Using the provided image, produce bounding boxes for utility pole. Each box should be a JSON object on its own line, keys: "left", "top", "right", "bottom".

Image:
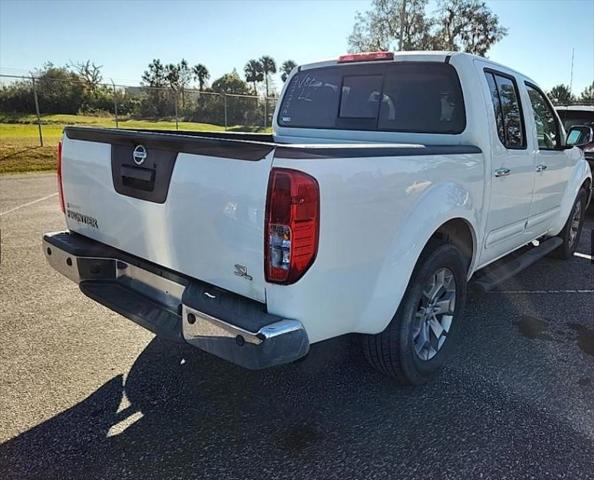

{"left": 174, "top": 91, "right": 179, "bottom": 130}
{"left": 111, "top": 79, "right": 119, "bottom": 128}
{"left": 31, "top": 75, "right": 43, "bottom": 146}
{"left": 223, "top": 94, "right": 228, "bottom": 131}
{"left": 569, "top": 48, "right": 575, "bottom": 96}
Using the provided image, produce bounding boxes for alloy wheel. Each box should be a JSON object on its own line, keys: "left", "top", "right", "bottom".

{"left": 412, "top": 267, "right": 456, "bottom": 361}
{"left": 568, "top": 200, "right": 582, "bottom": 248}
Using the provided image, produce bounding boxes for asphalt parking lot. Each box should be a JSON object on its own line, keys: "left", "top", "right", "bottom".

{"left": 1, "top": 172, "right": 593, "bottom": 480}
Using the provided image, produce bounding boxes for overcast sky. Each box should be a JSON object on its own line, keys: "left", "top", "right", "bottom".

{"left": 1, "top": 0, "right": 592, "bottom": 94}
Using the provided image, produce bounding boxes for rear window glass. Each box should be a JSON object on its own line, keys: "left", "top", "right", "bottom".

{"left": 339, "top": 75, "right": 382, "bottom": 118}
{"left": 278, "top": 63, "right": 465, "bottom": 134}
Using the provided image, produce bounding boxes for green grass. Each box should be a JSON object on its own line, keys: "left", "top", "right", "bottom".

{"left": 0, "top": 114, "right": 269, "bottom": 174}
{"left": 0, "top": 144, "right": 57, "bottom": 173}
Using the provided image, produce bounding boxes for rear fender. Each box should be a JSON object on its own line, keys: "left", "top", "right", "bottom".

{"left": 354, "top": 182, "right": 479, "bottom": 334}
{"left": 548, "top": 156, "right": 592, "bottom": 236}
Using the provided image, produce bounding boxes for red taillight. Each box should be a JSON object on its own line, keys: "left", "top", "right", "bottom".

{"left": 338, "top": 51, "right": 394, "bottom": 63}
{"left": 265, "top": 168, "right": 319, "bottom": 284}
{"left": 57, "top": 141, "right": 65, "bottom": 212}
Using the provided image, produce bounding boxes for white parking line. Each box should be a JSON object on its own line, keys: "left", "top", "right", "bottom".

{"left": 0, "top": 193, "right": 57, "bottom": 216}
{"left": 574, "top": 252, "right": 593, "bottom": 261}
{"left": 490, "top": 289, "right": 594, "bottom": 294}
{"left": 106, "top": 410, "right": 144, "bottom": 438}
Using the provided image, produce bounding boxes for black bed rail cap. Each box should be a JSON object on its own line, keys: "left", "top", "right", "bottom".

{"left": 63, "top": 126, "right": 276, "bottom": 161}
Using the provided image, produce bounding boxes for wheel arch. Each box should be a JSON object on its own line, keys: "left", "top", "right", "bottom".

{"left": 582, "top": 177, "right": 592, "bottom": 208}
{"left": 549, "top": 159, "right": 592, "bottom": 235}
{"left": 354, "top": 210, "right": 479, "bottom": 335}
{"left": 426, "top": 217, "right": 477, "bottom": 277}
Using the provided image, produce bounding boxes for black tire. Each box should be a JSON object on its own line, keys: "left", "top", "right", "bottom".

{"left": 362, "top": 242, "right": 468, "bottom": 385}
{"left": 550, "top": 188, "right": 587, "bottom": 260}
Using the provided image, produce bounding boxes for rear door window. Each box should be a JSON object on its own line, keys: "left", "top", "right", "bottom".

{"left": 483, "top": 70, "right": 525, "bottom": 149}
{"left": 278, "top": 63, "right": 466, "bottom": 134}
{"left": 495, "top": 75, "right": 525, "bottom": 148}
{"left": 485, "top": 72, "right": 506, "bottom": 145}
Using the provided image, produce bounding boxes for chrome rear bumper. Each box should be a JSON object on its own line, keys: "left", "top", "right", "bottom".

{"left": 43, "top": 231, "right": 309, "bottom": 369}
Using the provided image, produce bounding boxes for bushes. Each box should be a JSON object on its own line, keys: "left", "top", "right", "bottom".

{"left": 0, "top": 66, "right": 86, "bottom": 115}
{"left": 0, "top": 81, "right": 35, "bottom": 113}
{"left": 0, "top": 64, "right": 274, "bottom": 127}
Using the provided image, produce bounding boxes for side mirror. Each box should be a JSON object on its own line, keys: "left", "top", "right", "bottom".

{"left": 566, "top": 125, "right": 594, "bottom": 148}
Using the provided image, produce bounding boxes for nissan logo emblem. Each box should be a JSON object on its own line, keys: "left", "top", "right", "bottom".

{"left": 132, "top": 145, "right": 147, "bottom": 166}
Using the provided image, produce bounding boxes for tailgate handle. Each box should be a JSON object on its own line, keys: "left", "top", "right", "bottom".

{"left": 121, "top": 165, "right": 154, "bottom": 182}
{"left": 120, "top": 165, "right": 155, "bottom": 191}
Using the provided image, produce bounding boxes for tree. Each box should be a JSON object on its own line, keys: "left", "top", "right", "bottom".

{"left": 142, "top": 59, "right": 167, "bottom": 88}
{"left": 579, "top": 82, "right": 594, "bottom": 104}
{"left": 178, "top": 59, "right": 193, "bottom": 92}
{"left": 0, "top": 63, "right": 79, "bottom": 114}
{"left": 210, "top": 70, "right": 255, "bottom": 125}
{"left": 281, "top": 60, "right": 297, "bottom": 82}
{"left": 434, "top": 0, "right": 507, "bottom": 56}
{"left": 348, "top": 0, "right": 436, "bottom": 52}
{"left": 347, "top": 0, "right": 506, "bottom": 56}
{"left": 211, "top": 69, "right": 250, "bottom": 95}
{"left": 165, "top": 59, "right": 192, "bottom": 106}
{"left": 244, "top": 59, "right": 264, "bottom": 94}
{"left": 33, "top": 63, "right": 86, "bottom": 114}
{"left": 69, "top": 60, "right": 103, "bottom": 92}
{"left": 141, "top": 59, "right": 169, "bottom": 116}
{"left": 0, "top": 61, "right": 126, "bottom": 115}
{"left": 165, "top": 63, "right": 180, "bottom": 91}
{"left": 548, "top": 84, "right": 575, "bottom": 105}
{"left": 192, "top": 63, "right": 210, "bottom": 91}
{"left": 259, "top": 55, "right": 276, "bottom": 97}
{"left": 66, "top": 60, "right": 113, "bottom": 113}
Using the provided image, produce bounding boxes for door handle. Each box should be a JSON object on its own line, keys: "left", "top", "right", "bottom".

{"left": 494, "top": 167, "right": 511, "bottom": 177}
{"left": 536, "top": 164, "right": 548, "bottom": 172}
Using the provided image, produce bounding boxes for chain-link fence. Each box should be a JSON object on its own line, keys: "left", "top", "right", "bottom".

{"left": 0, "top": 74, "right": 278, "bottom": 147}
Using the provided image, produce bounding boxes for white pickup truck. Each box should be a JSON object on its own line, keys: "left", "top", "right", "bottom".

{"left": 44, "top": 52, "right": 591, "bottom": 384}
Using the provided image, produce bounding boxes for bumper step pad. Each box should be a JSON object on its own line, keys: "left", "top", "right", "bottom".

{"left": 81, "top": 282, "right": 183, "bottom": 342}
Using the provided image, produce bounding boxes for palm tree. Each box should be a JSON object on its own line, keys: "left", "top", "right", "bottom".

{"left": 165, "top": 63, "right": 180, "bottom": 92}
{"left": 244, "top": 59, "right": 263, "bottom": 95}
{"left": 192, "top": 63, "right": 210, "bottom": 92}
{"left": 259, "top": 55, "right": 277, "bottom": 97}
{"left": 281, "top": 60, "right": 297, "bottom": 82}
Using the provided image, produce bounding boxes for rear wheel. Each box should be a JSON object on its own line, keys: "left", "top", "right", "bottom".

{"left": 362, "top": 242, "right": 467, "bottom": 384}
{"left": 551, "top": 189, "right": 587, "bottom": 260}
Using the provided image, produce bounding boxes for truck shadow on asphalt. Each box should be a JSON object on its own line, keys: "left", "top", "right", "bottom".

{"left": 2, "top": 215, "right": 593, "bottom": 479}
{"left": 2, "top": 309, "right": 594, "bottom": 480}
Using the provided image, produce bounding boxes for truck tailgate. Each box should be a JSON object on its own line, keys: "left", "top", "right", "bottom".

{"left": 60, "top": 128, "right": 276, "bottom": 302}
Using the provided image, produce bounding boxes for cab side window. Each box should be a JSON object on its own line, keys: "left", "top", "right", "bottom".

{"left": 484, "top": 71, "right": 525, "bottom": 149}
{"left": 525, "top": 84, "right": 560, "bottom": 149}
